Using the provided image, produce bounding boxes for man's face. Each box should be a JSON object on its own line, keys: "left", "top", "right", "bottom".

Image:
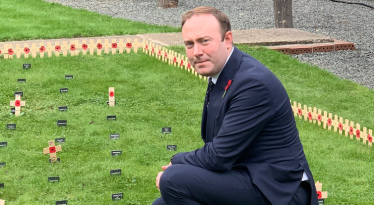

{"left": 182, "top": 14, "right": 232, "bottom": 77}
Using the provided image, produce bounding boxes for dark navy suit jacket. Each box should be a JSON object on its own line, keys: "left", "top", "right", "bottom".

{"left": 172, "top": 47, "right": 318, "bottom": 205}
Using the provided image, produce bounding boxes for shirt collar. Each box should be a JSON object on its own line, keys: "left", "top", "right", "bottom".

{"left": 211, "top": 47, "right": 234, "bottom": 84}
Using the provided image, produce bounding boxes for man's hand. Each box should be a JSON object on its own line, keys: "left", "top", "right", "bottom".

{"left": 156, "top": 162, "right": 172, "bottom": 191}
{"left": 162, "top": 162, "right": 172, "bottom": 170}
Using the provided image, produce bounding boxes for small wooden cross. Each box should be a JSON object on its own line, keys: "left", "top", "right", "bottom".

{"left": 10, "top": 95, "right": 25, "bottom": 116}
{"left": 315, "top": 181, "right": 328, "bottom": 201}
{"left": 109, "top": 87, "right": 115, "bottom": 107}
{"left": 43, "top": 140, "right": 62, "bottom": 163}
{"left": 0, "top": 199, "right": 5, "bottom": 205}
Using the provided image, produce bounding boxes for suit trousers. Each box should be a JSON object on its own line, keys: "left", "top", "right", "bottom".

{"left": 152, "top": 164, "right": 311, "bottom": 205}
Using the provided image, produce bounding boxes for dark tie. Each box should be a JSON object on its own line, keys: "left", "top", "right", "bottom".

{"left": 206, "top": 77, "right": 215, "bottom": 109}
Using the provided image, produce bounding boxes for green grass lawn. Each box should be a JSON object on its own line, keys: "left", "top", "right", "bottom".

{"left": 0, "top": 0, "right": 180, "bottom": 42}
{"left": 0, "top": 52, "right": 206, "bottom": 204}
{"left": 0, "top": 48, "right": 373, "bottom": 204}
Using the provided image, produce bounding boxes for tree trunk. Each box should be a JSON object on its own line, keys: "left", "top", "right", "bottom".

{"left": 157, "top": 0, "right": 178, "bottom": 8}
{"left": 274, "top": 0, "right": 293, "bottom": 28}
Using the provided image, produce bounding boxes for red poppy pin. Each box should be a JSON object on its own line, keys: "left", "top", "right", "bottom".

{"left": 39, "top": 46, "right": 45, "bottom": 53}
{"left": 308, "top": 112, "right": 313, "bottom": 120}
{"left": 24, "top": 47, "right": 30, "bottom": 54}
{"left": 222, "top": 80, "right": 232, "bottom": 98}
{"left": 338, "top": 123, "right": 343, "bottom": 131}
{"left": 8, "top": 48, "right": 14, "bottom": 55}
{"left": 15, "top": 100, "right": 21, "bottom": 107}
{"left": 97, "top": 43, "right": 102, "bottom": 49}
{"left": 112, "top": 43, "right": 118, "bottom": 49}
{"left": 49, "top": 146, "right": 56, "bottom": 153}
{"left": 356, "top": 130, "right": 360, "bottom": 139}
{"left": 82, "top": 44, "right": 88, "bottom": 50}
{"left": 327, "top": 118, "right": 332, "bottom": 126}
{"left": 70, "top": 44, "right": 75, "bottom": 51}
{"left": 298, "top": 109, "right": 302, "bottom": 116}
{"left": 55, "top": 45, "right": 61, "bottom": 52}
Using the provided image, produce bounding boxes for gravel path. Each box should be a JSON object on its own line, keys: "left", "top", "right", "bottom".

{"left": 44, "top": 0, "right": 374, "bottom": 89}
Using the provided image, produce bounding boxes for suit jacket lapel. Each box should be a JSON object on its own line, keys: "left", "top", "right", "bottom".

{"left": 204, "top": 47, "right": 243, "bottom": 142}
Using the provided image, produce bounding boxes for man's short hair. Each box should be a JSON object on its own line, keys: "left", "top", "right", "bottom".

{"left": 181, "top": 6, "right": 231, "bottom": 41}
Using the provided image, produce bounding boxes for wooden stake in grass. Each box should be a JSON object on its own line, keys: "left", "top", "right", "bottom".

{"left": 315, "top": 181, "right": 328, "bottom": 201}
{"left": 10, "top": 95, "right": 25, "bottom": 117}
{"left": 0, "top": 199, "right": 5, "bottom": 205}
{"left": 109, "top": 87, "right": 115, "bottom": 107}
{"left": 43, "top": 140, "right": 62, "bottom": 163}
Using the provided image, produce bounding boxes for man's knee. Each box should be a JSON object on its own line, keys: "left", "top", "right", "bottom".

{"left": 159, "top": 164, "right": 190, "bottom": 192}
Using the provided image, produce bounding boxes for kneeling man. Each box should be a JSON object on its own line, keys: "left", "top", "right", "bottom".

{"left": 153, "top": 6, "right": 318, "bottom": 205}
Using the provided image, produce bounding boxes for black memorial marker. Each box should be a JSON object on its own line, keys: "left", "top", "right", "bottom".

{"left": 110, "top": 133, "right": 120, "bottom": 140}
{"left": 48, "top": 177, "right": 60, "bottom": 183}
{"left": 167, "top": 145, "right": 177, "bottom": 151}
{"left": 162, "top": 127, "right": 172, "bottom": 134}
{"left": 58, "top": 106, "right": 68, "bottom": 111}
{"left": 11, "top": 108, "right": 15, "bottom": 114}
{"left": 0, "top": 183, "right": 4, "bottom": 188}
{"left": 23, "top": 63, "right": 31, "bottom": 69}
{"left": 110, "top": 169, "right": 122, "bottom": 176}
{"left": 6, "top": 124, "right": 16, "bottom": 130}
{"left": 107, "top": 115, "right": 116, "bottom": 120}
{"left": 318, "top": 199, "right": 324, "bottom": 205}
{"left": 112, "top": 193, "right": 123, "bottom": 201}
{"left": 65, "top": 75, "right": 73, "bottom": 80}
{"left": 14, "top": 91, "right": 23, "bottom": 97}
{"left": 60, "top": 88, "right": 68, "bottom": 93}
{"left": 0, "top": 162, "right": 6, "bottom": 167}
{"left": 0, "top": 142, "right": 7, "bottom": 148}
{"left": 111, "top": 150, "right": 122, "bottom": 156}
{"left": 18, "top": 79, "right": 26, "bottom": 83}
{"left": 56, "top": 200, "right": 68, "bottom": 205}
{"left": 57, "top": 120, "right": 67, "bottom": 127}
{"left": 55, "top": 138, "right": 66, "bottom": 144}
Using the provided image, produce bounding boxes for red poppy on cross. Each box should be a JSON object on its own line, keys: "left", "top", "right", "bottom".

{"left": 39, "top": 46, "right": 45, "bottom": 52}
{"left": 338, "top": 123, "right": 343, "bottom": 130}
{"left": 55, "top": 45, "right": 61, "bottom": 52}
{"left": 10, "top": 95, "right": 25, "bottom": 117}
{"left": 109, "top": 87, "right": 115, "bottom": 107}
{"left": 8, "top": 48, "right": 14, "bottom": 55}
{"left": 308, "top": 112, "right": 312, "bottom": 120}
{"left": 298, "top": 109, "right": 302, "bottom": 116}
{"left": 24, "top": 47, "right": 30, "bottom": 54}
{"left": 43, "top": 140, "right": 62, "bottom": 163}
{"left": 97, "top": 43, "right": 103, "bottom": 49}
